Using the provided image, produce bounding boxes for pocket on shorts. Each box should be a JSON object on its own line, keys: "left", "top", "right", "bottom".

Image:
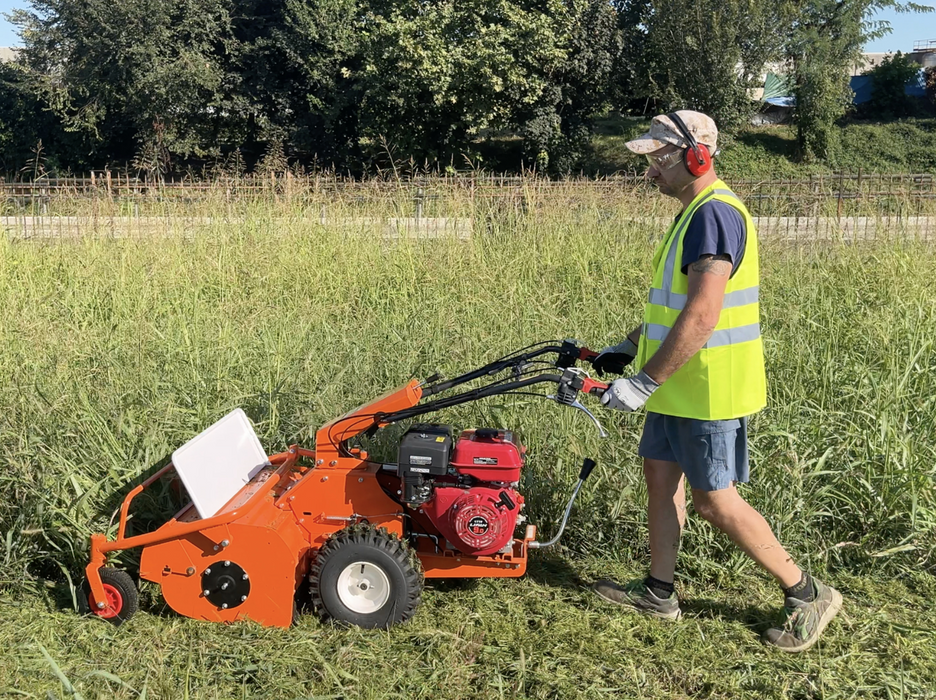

{"left": 688, "top": 418, "right": 741, "bottom": 436}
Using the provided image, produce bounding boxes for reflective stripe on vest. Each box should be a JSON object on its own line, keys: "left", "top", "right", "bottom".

{"left": 648, "top": 285, "right": 759, "bottom": 311}
{"left": 644, "top": 322, "right": 762, "bottom": 348}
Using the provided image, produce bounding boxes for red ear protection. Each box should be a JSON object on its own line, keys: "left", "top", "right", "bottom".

{"left": 667, "top": 112, "right": 712, "bottom": 177}
{"left": 684, "top": 141, "right": 711, "bottom": 176}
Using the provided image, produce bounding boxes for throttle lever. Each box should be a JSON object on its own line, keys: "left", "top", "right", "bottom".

{"left": 581, "top": 377, "right": 608, "bottom": 396}
{"left": 579, "top": 347, "right": 600, "bottom": 363}
{"left": 550, "top": 368, "right": 609, "bottom": 438}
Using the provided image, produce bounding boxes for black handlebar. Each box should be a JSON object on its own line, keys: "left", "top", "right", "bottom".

{"left": 346, "top": 341, "right": 605, "bottom": 452}
{"left": 380, "top": 373, "right": 564, "bottom": 424}
{"left": 420, "top": 340, "right": 585, "bottom": 397}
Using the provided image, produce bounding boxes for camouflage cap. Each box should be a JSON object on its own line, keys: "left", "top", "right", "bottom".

{"left": 625, "top": 110, "right": 718, "bottom": 155}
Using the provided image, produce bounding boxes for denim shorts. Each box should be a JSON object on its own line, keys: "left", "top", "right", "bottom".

{"left": 638, "top": 412, "right": 750, "bottom": 491}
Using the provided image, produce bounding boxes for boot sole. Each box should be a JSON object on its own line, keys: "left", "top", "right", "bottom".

{"left": 592, "top": 584, "right": 682, "bottom": 620}
{"left": 769, "top": 587, "right": 843, "bottom": 653}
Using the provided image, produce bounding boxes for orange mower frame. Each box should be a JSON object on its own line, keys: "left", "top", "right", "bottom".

{"left": 85, "top": 379, "right": 541, "bottom": 628}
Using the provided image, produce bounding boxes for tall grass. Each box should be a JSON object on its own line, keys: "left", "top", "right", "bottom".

{"left": 2, "top": 184, "right": 936, "bottom": 699}
{"left": 1, "top": 184, "right": 933, "bottom": 595}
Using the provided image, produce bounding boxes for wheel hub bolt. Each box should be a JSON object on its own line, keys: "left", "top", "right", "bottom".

{"left": 97, "top": 601, "right": 106, "bottom": 609}
{"left": 359, "top": 582, "right": 368, "bottom": 591}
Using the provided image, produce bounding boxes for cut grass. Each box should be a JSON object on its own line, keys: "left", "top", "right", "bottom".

{"left": 3, "top": 562, "right": 935, "bottom": 699}
{"left": 1, "top": 187, "right": 935, "bottom": 697}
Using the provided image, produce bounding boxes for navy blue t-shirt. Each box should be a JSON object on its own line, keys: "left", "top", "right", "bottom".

{"left": 679, "top": 200, "right": 746, "bottom": 277}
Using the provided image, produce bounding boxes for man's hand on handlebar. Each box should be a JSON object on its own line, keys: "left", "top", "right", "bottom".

{"left": 591, "top": 338, "right": 638, "bottom": 377}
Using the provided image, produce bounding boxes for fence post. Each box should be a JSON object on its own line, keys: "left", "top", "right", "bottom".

{"left": 837, "top": 170, "right": 844, "bottom": 220}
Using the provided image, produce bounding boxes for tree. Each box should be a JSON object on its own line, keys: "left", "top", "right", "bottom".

{"left": 353, "top": 0, "right": 619, "bottom": 173}
{"left": 10, "top": 0, "right": 240, "bottom": 173}
{"left": 353, "top": 0, "right": 542, "bottom": 168}
{"left": 512, "top": 0, "right": 622, "bottom": 172}
{"left": 226, "top": 0, "right": 364, "bottom": 168}
{"left": 784, "top": 1, "right": 932, "bottom": 162}
{"left": 863, "top": 51, "right": 922, "bottom": 119}
{"left": 617, "top": 0, "right": 785, "bottom": 131}
{"left": 0, "top": 62, "right": 53, "bottom": 173}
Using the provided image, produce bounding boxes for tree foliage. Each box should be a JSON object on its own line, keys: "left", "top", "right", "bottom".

{"left": 1, "top": 0, "right": 933, "bottom": 174}
{"left": 5, "top": 0, "right": 622, "bottom": 174}
{"left": 11, "top": 0, "right": 238, "bottom": 171}
{"left": 926, "top": 66, "right": 936, "bottom": 110}
{"left": 356, "top": 0, "right": 569, "bottom": 168}
{"left": 511, "top": 0, "right": 621, "bottom": 172}
{"left": 229, "top": 0, "right": 364, "bottom": 166}
{"left": 624, "top": 0, "right": 784, "bottom": 131}
{"left": 863, "top": 51, "right": 923, "bottom": 120}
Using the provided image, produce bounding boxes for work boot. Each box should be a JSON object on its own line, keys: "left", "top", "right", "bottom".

{"left": 592, "top": 578, "right": 681, "bottom": 620}
{"left": 762, "top": 578, "right": 843, "bottom": 652}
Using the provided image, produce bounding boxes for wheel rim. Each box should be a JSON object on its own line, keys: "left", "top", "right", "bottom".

{"left": 90, "top": 583, "right": 123, "bottom": 619}
{"left": 336, "top": 561, "right": 391, "bottom": 614}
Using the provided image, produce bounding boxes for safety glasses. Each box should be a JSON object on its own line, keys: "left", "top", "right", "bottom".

{"left": 645, "top": 149, "right": 683, "bottom": 171}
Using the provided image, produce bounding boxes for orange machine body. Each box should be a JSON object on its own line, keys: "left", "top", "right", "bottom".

{"left": 86, "top": 380, "right": 536, "bottom": 628}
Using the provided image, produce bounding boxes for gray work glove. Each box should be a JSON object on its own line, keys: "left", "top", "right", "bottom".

{"left": 600, "top": 370, "right": 660, "bottom": 412}
{"left": 592, "top": 338, "right": 639, "bottom": 377}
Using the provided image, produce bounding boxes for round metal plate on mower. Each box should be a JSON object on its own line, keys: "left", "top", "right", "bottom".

{"left": 336, "top": 561, "right": 391, "bottom": 614}
{"left": 201, "top": 560, "right": 250, "bottom": 609}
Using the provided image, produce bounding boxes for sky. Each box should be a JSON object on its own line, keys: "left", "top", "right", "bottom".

{"left": 0, "top": 1, "right": 933, "bottom": 52}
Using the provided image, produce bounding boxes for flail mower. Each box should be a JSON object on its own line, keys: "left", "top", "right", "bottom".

{"left": 81, "top": 340, "right": 612, "bottom": 629}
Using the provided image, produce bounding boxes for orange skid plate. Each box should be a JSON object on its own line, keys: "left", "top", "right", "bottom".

{"left": 418, "top": 525, "right": 537, "bottom": 579}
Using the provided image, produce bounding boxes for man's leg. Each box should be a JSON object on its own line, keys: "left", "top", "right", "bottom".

{"left": 592, "top": 416, "right": 683, "bottom": 620}
{"left": 692, "top": 484, "right": 843, "bottom": 652}
{"left": 645, "top": 458, "right": 687, "bottom": 584}
{"left": 690, "top": 485, "right": 800, "bottom": 587}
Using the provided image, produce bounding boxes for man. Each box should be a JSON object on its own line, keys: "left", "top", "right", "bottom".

{"left": 590, "top": 111, "right": 841, "bottom": 653}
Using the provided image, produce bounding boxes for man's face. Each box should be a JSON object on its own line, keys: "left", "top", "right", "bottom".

{"left": 645, "top": 145, "right": 692, "bottom": 197}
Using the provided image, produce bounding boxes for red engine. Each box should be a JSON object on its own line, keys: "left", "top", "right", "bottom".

{"left": 398, "top": 426, "right": 525, "bottom": 556}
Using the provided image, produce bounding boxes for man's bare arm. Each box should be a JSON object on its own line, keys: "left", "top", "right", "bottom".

{"left": 641, "top": 255, "right": 732, "bottom": 384}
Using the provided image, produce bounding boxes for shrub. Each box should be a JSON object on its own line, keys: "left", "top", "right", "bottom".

{"left": 863, "top": 52, "right": 923, "bottom": 120}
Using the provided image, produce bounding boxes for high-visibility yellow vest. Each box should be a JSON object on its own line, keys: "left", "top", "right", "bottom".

{"left": 635, "top": 179, "right": 766, "bottom": 419}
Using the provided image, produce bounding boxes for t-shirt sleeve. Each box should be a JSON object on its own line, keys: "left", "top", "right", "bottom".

{"left": 680, "top": 200, "right": 746, "bottom": 275}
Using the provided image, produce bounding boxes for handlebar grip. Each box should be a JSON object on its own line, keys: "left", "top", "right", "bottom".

{"left": 579, "top": 458, "right": 597, "bottom": 480}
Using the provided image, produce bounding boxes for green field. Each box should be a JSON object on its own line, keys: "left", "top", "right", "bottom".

{"left": 1, "top": 188, "right": 935, "bottom": 698}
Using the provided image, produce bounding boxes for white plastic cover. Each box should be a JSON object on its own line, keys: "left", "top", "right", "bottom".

{"left": 172, "top": 408, "right": 270, "bottom": 519}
